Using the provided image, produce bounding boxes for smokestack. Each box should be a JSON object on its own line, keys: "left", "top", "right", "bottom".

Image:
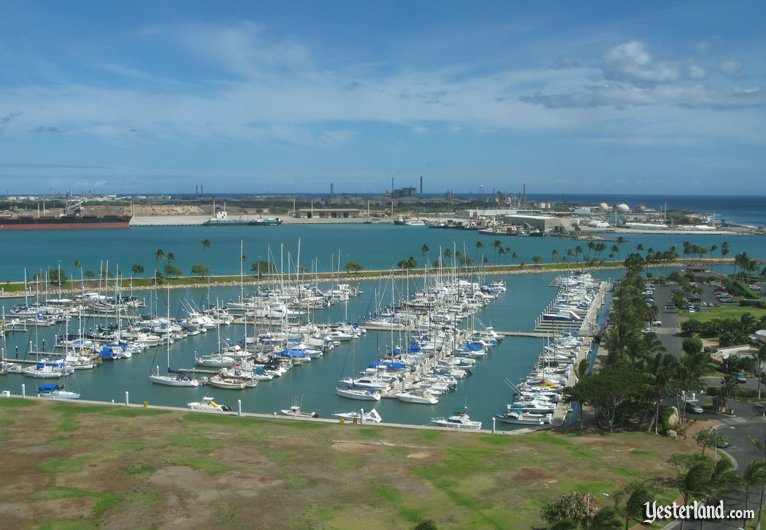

{"left": 330, "top": 183, "right": 334, "bottom": 196}
{"left": 391, "top": 177, "right": 394, "bottom": 195}
{"left": 419, "top": 176, "right": 423, "bottom": 197}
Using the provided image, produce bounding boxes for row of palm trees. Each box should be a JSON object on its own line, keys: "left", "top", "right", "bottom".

{"left": 416, "top": 236, "right": 710, "bottom": 269}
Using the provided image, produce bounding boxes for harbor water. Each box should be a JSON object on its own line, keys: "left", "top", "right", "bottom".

{"left": 1, "top": 216, "right": 765, "bottom": 428}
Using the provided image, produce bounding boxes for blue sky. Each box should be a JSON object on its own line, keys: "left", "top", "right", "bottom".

{"left": 0, "top": 1, "right": 764, "bottom": 195}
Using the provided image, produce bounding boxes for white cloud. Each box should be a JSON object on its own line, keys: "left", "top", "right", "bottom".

{"left": 604, "top": 41, "right": 681, "bottom": 85}
{"left": 720, "top": 58, "right": 743, "bottom": 76}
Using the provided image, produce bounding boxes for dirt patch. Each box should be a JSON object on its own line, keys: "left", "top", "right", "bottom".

{"left": 512, "top": 467, "right": 557, "bottom": 485}
{"left": 407, "top": 451, "right": 433, "bottom": 459}
{"left": 331, "top": 442, "right": 380, "bottom": 455}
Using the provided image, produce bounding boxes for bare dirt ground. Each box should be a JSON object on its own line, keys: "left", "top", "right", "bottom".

{"left": 0, "top": 398, "right": 704, "bottom": 530}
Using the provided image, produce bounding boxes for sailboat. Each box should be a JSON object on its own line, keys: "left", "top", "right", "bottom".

{"left": 336, "top": 342, "right": 383, "bottom": 401}
{"left": 37, "top": 382, "right": 80, "bottom": 399}
{"left": 149, "top": 289, "right": 199, "bottom": 387}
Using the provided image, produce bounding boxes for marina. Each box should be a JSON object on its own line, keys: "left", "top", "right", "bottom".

{"left": 0, "top": 220, "right": 762, "bottom": 429}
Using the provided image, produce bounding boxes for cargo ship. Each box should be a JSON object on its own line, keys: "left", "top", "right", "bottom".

{"left": 0, "top": 200, "right": 131, "bottom": 230}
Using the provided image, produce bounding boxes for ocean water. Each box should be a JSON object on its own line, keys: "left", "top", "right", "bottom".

{"left": 0, "top": 220, "right": 764, "bottom": 283}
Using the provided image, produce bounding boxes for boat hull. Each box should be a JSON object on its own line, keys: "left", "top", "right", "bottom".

{"left": 0, "top": 216, "right": 130, "bottom": 230}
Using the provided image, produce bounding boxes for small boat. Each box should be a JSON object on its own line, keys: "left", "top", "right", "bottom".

{"left": 338, "top": 376, "right": 390, "bottom": 392}
{"left": 336, "top": 386, "right": 381, "bottom": 401}
{"left": 22, "top": 359, "right": 73, "bottom": 379}
{"left": 333, "top": 408, "right": 382, "bottom": 424}
{"left": 430, "top": 410, "right": 482, "bottom": 430}
{"left": 496, "top": 410, "right": 552, "bottom": 425}
{"left": 208, "top": 375, "right": 247, "bottom": 390}
{"left": 279, "top": 405, "right": 318, "bottom": 418}
{"left": 396, "top": 390, "right": 439, "bottom": 405}
{"left": 195, "top": 354, "right": 237, "bottom": 368}
{"left": 36, "top": 383, "right": 80, "bottom": 399}
{"left": 187, "top": 396, "right": 231, "bottom": 413}
{"left": 149, "top": 366, "right": 200, "bottom": 387}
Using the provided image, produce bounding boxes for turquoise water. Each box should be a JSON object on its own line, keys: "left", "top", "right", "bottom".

{"left": 0, "top": 223, "right": 763, "bottom": 281}
{"left": 1, "top": 220, "right": 764, "bottom": 427}
{"left": 1, "top": 269, "right": 618, "bottom": 428}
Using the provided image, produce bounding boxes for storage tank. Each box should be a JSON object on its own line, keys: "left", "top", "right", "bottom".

{"left": 616, "top": 203, "right": 630, "bottom": 213}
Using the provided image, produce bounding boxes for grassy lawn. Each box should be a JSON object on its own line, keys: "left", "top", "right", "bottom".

{"left": 0, "top": 398, "right": 707, "bottom": 529}
{"left": 681, "top": 306, "right": 766, "bottom": 322}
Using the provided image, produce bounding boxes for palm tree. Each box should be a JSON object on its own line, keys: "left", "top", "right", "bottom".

{"left": 551, "top": 249, "right": 560, "bottom": 264}
{"left": 154, "top": 248, "right": 165, "bottom": 265}
{"left": 615, "top": 480, "right": 654, "bottom": 530}
{"left": 201, "top": 239, "right": 211, "bottom": 252}
{"left": 647, "top": 353, "right": 678, "bottom": 434}
{"left": 443, "top": 248, "right": 453, "bottom": 267}
{"left": 475, "top": 240, "right": 484, "bottom": 263}
{"left": 421, "top": 244, "right": 430, "bottom": 256}
{"left": 575, "top": 246, "right": 584, "bottom": 264}
{"left": 167, "top": 252, "right": 176, "bottom": 263}
{"left": 720, "top": 241, "right": 730, "bottom": 274}
{"left": 493, "top": 239, "right": 502, "bottom": 263}
{"left": 742, "top": 460, "right": 766, "bottom": 526}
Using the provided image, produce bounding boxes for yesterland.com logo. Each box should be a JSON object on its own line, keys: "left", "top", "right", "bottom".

{"left": 644, "top": 500, "right": 755, "bottom": 524}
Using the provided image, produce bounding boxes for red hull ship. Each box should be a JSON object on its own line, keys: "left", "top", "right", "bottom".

{"left": 0, "top": 200, "right": 131, "bottom": 230}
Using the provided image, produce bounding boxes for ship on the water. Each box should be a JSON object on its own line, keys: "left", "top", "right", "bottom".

{"left": 203, "top": 210, "right": 282, "bottom": 226}
{"left": 0, "top": 200, "right": 131, "bottom": 230}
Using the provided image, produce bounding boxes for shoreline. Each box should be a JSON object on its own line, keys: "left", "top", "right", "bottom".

{"left": 128, "top": 214, "right": 764, "bottom": 235}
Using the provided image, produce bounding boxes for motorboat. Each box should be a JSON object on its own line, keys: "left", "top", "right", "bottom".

{"left": 333, "top": 408, "right": 382, "bottom": 424}
{"left": 396, "top": 390, "right": 439, "bottom": 405}
{"left": 336, "top": 386, "right": 381, "bottom": 401}
{"left": 187, "top": 396, "right": 231, "bottom": 413}
{"left": 496, "top": 410, "right": 552, "bottom": 425}
{"left": 338, "top": 376, "right": 390, "bottom": 392}
{"left": 195, "top": 354, "right": 237, "bottom": 368}
{"left": 430, "top": 410, "right": 482, "bottom": 430}
{"left": 279, "top": 405, "right": 318, "bottom": 418}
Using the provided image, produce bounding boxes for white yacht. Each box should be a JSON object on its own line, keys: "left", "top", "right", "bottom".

{"left": 430, "top": 410, "right": 482, "bottom": 430}
{"left": 336, "top": 386, "right": 381, "bottom": 401}
{"left": 187, "top": 396, "right": 231, "bottom": 413}
{"left": 396, "top": 390, "right": 439, "bottom": 405}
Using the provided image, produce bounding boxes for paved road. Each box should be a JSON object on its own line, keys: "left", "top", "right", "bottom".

{"left": 648, "top": 282, "right": 766, "bottom": 529}
{"left": 663, "top": 397, "right": 765, "bottom": 530}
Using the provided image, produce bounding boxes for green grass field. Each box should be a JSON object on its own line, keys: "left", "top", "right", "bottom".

{"left": 0, "top": 398, "right": 710, "bottom": 529}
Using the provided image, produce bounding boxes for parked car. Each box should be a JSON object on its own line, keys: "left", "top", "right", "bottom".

{"left": 685, "top": 402, "right": 704, "bottom": 414}
{"left": 736, "top": 371, "right": 747, "bottom": 383}
{"left": 715, "top": 435, "right": 730, "bottom": 449}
